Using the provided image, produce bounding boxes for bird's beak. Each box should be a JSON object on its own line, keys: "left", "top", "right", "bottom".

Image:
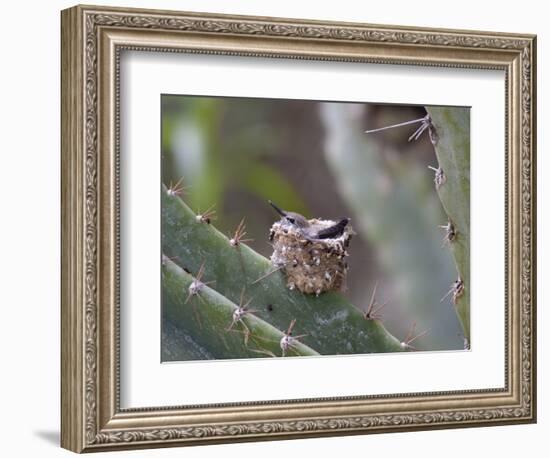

{"left": 268, "top": 200, "right": 286, "bottom": 217}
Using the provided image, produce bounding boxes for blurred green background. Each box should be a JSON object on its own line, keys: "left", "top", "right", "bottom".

{"left": 161, "top": 94, "right": 467, "bottom": 352}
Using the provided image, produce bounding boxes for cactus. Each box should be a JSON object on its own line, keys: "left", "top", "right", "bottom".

{"left": 425, "top": 107, "right": 470, "bottom": 343}
{"left": 321, "top": 104, "right": 464, "bottom": 350}
{"left": 162, "top": 256, "right": 319, "bottom": 359}
{"left": 162, "top": 320, "right": 215, "bottom": 361}
{"left": 162, "top": 184, "right": 404, "bottom": 359}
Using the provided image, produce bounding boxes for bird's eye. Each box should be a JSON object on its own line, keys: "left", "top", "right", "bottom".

{"left": 286, "top": 217, "right": 295, "bottom": 224}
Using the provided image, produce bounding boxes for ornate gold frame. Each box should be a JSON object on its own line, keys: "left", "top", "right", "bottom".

{"left": 61, "top": 4, "right": 537, "bottom": 453}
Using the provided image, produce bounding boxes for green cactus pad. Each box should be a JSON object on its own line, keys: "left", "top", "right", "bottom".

{"left": 426, "top": 106, "right": 470, "bottom": 342}
{"left": 162, "top": 256, "right": 319, "bottom": 359}
{"left": 162, "top": 185, "right": 404, "bottom": 357}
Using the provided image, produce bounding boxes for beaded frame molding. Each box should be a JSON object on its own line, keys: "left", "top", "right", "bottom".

{"left": 61, "top": 4, "right": 536, "bottom": 453}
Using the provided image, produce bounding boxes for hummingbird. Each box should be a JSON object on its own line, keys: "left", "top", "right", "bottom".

{"left": 268, "top": 200, "right": 350, "bottom": 240}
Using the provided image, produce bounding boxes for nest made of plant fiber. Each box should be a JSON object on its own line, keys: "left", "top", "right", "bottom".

{"left": 269, "top": 219, "right": 353, "bottom": 295}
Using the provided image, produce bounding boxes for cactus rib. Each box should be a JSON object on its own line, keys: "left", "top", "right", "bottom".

{"left": 426, "top": 107, "right": 470, "bottom": 342}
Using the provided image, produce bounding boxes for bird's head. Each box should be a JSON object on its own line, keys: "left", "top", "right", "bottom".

{"left": 283, "top": 211, "right": 310, "bottom": 229}
{"left": 268, "top": 200, "right": 310, "bottom": 228}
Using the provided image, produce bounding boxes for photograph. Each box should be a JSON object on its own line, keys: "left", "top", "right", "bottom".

{"left": 160, "top": 95, "right": 470, "bottom": 361}
{"left": 58, "top": 4, "right": 536, "bottom": 452}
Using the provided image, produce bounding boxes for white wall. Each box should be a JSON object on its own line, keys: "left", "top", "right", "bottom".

{"left": 0, "top": 1, "right": 545, "bottom": 457}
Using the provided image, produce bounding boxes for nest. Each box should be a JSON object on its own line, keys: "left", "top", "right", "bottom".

{"left": 269, "top": 218, "right": 353, "bottom": 296}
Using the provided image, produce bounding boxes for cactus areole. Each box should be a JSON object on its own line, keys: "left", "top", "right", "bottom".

{"left": 269, "top": 216, "right": 354, "bottom": 295}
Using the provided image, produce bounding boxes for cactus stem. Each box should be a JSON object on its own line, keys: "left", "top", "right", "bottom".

{"left": 226, "top": 325, "right": 253, "bottom": 346}
{"left": 249, "top": 348, "right": 277, "bottom": 358}
{"left": 184, "top": 292, "right": 205, "bottom": 329}
{"left": 195, "top": 204, "right": 217, "bottom": 224}
{"left": 166, "top": 176, "right": 190, "bottom": 197}
{"left": 400, "top": 322, "right": 429, "bottom": 351}
{"left": 163, "top": 254, "right": 321, "bottom": 358}
{"left": 163, "top": 188, "right": 405, "bottom": 355}
{"left": 229, "top": 321, "right": 282, "bottom": 350}
{"left": 194, "top": 300, "right": 204, "bottom": 328}
{"left": 426, "top": 106, "right": 470, "bottom": 341}
{"left": 228, "top": 325, "right": 277, "bottom": 353}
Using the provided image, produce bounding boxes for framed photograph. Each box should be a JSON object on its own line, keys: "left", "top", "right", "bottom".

{"left": 61, "top": 4, "right": 537, "bottom": 453}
